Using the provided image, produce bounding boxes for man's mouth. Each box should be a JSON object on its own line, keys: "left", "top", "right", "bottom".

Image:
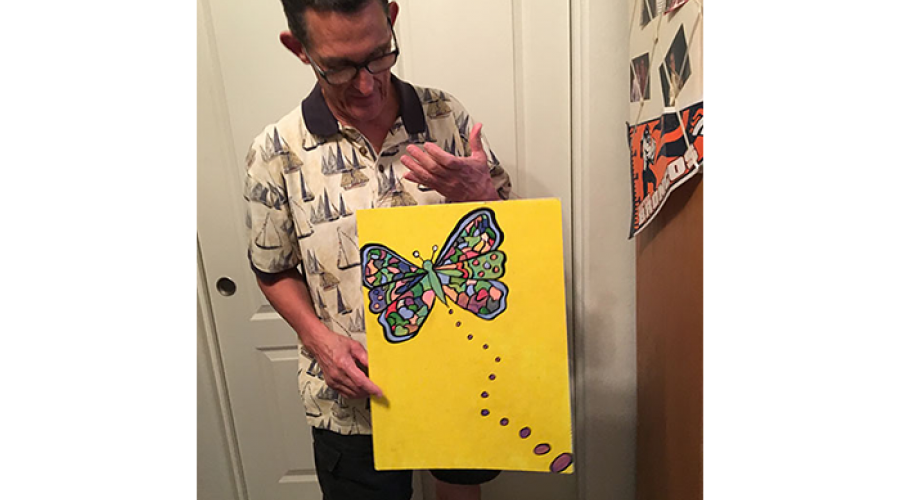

{"left": 349, "top": 93, "right": 377, "bottom": 105}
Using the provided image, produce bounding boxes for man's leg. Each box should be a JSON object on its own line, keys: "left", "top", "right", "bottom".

{"left": 312, "top": 428, "right": 413, "bottom": 500}
{"left": 430, "top": 470, "right": 501, "bottom": 500}
{"left": 433, "top": 479, "right": 481, "bottom": 500}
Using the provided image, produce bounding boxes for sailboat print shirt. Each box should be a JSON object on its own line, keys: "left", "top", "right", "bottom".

{"left": 244, "top": 75, "right": 512, "bottom": 435}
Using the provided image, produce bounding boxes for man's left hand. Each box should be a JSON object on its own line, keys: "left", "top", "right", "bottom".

{"left": 401, "top": 122, "right": 500, "bottom": 202}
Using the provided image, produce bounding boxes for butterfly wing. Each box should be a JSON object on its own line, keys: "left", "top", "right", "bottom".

{"left": 361, "top": 244, "right": 424, "bottom": 288}
{"left": 435, "top": 250, "right": 506, "bottom": 280}
{"left": 441, "top": 277, "right": 508, "bottom": 320}
{"left": 371, "top": 274, "right": 438, "bottom": 343}
{"left": 435, "top": 208, "right": 504, "bottom": 266}
{"left": 429, "top": 208, "right": 509, "bottom": 319}
{"left": 361, "top": 244, "right": 435, "bottom": 343}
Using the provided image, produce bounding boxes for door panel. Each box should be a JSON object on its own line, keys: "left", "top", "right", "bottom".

{"left": 198, "top": 0, "right": 319, "bottom": 497}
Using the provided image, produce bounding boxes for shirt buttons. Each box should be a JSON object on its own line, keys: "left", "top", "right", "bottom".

{"left": 378, "top": 165, "right": 385, "bottom": 173}
{"left": 359, "top": 146, "right": 368, "bottom": 157}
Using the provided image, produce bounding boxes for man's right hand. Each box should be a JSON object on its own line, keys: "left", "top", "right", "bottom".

{"left": 253, "top": 268, "right": 383, "bottom": 400}
{"left": 307, "top": 329, "right": 384, "bottom": 400}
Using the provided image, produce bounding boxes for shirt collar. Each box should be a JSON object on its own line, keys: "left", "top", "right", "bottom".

{"left": 301, "top": 74, "right": 426, "bottom": 138}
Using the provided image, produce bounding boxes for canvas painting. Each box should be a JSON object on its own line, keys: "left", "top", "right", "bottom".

{"left": 356, "top": 198, "right": 574, "bottom": 473}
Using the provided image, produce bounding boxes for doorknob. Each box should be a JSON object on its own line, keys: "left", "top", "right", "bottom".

{"left": 216, "top": 277, "right": 237, "bottom": 296}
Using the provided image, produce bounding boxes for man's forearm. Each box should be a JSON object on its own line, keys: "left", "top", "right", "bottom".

{"left": 257, "top": 268, "right": 381, "bottom": 398}
{"left": 256, "top": 268, "right": 332, "bottom": 348}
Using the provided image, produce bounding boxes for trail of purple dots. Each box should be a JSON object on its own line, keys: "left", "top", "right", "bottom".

{"left": 458, "top": 315, "right": 573, "bottom": 473}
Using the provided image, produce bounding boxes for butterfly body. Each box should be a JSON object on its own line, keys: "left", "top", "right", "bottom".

{"left": 361, "top": 207, "right": 509, "bottom": 343}
{"left": 422, "top": 260, "right": 448, "bottom": 305}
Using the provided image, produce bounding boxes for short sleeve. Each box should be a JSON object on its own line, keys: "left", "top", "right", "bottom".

{"left": 244, "top": 137, "right": 302, "bottom": 274}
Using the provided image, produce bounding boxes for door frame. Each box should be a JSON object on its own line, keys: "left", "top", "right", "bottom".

{"left": 198, "top": 245, "right": 250, "bottom": 500}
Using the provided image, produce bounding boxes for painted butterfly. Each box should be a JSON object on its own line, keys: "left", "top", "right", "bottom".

{"left": 361, "top": 207, "right": 508, "bottom": 343}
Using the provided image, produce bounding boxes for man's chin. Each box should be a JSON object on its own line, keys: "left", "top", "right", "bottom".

{"left": 346, "top": 104, "right": 383, "bottom": 123}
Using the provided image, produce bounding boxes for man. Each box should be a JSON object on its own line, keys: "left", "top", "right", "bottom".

{"left": 666, "top": 52, "right": 683, "bottom": 106}
{"left": 243, "top": 1, "right": 512, "bottom": 499}
{"left": 641, "top": 126, "right": 658, "bottom": 198}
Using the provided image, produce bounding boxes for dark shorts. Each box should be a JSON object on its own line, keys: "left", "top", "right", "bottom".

{"left": 312, "top": 428, "right": 501, "bottom": 500}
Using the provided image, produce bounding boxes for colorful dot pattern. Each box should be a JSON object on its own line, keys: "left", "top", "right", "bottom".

{"left": 454, "top": 310, "right": 573, "bottom": 473}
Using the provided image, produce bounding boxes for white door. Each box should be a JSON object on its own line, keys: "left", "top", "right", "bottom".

{"left": 198, "top": 0, "right": 574, "bottom": 499}
{"left": 198, "top": 0, "right": 321, "bottom": 498}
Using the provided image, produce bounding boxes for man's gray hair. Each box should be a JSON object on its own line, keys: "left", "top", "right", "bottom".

{"left": 280, "top": 0, "right": 390, "bottom": 48}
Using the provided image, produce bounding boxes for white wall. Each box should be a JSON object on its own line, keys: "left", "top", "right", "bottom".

{"left": 572, "top": 0, "right": 637, "bottom": 499}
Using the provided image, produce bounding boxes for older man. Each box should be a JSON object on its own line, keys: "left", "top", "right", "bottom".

{"left": 243, "top": 1, "right": 511, "bottom": 498}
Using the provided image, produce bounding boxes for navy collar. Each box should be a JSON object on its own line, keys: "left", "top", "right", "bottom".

{"left": 301, "top": 74, "right": 426, "bottom": 138}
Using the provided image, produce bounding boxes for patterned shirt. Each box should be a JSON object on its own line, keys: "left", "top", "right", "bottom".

{"left": 245, "top": 75, "right": 512, "bottom": 435}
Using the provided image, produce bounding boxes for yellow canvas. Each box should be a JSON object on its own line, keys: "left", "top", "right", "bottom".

{"left": 357, "top": 198, "right": 573, "bottom": 474}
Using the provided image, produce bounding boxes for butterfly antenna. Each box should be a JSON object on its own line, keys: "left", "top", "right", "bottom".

{"left": 430, "top": 245, "right": 438, "bottom": 261}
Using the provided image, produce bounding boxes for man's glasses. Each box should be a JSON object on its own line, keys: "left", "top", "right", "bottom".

{"left": 307, "top": 24, "right": 400, "bottom": 85}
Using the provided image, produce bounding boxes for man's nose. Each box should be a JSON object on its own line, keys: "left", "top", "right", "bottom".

{"left": 353, "top": 69, "right": 374, "bottom": 95}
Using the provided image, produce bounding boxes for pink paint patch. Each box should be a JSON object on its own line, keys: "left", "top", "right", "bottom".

{"left": 476, "top": 289, "right": 488, "bottom": 301}
{"left": 550, "top": 453, "right": 574, "bottom": 473}
{"left": 489, "top": 288, "right": 502, "bottom": 300}
{"left": 422, "top": 290, "right": 435, "bottom": 303}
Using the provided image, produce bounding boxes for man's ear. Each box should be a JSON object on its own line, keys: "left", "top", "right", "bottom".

{"left": 280, "top": 30, "right": 310, "bottom": 64}
{"left": 388, "top": 1, "right": 399, "bottom": 26}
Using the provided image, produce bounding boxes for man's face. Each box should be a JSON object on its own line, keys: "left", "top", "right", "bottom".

{"left": 302, "top": 1, "right": 396, "bottom": 126}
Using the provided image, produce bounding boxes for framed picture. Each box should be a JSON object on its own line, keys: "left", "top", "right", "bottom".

{"left": 630, "top": 53, "right": 651, "bottom": 102}
{"left": 661, "top": 25, "right": 692, "bottom": 106}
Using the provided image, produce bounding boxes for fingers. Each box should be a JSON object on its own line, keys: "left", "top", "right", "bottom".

{"left": 403, "top": 124, "right": 486, "bottom": 172}
{"left": 401, "top": 142, "right": 465, "bottom": 189}
{"left": 328, "top": 363, "right": 381, "bottom": 399}
{"left": 401, "top": 150, "right": 441, "bottom": 188}
{"left": 401, "top": 167, "right": 437, "bottom": 190}
{"left": 351, "top": 342, "right": 369, "bottom": 368}
{"left": 399, "top": 129, "right": 491, "bottom": 200}
{"left": 344, "top": 342, "right": 383, "bottom": 398}
{"left": 348, "top": 343, "right": 384, "bottom": 397}
{"left": 347, "top": 366, "right": 383, "bottom": 398}
{"left": 331, "top": 380, "right": 364, "bottom": 400}
{"left": 402, "top": 170, "right": 425, "bottom": 186}
{"left": 317, "top": 337, "right": 384, "bottom": 399}
{"left": 469, "top": 122, "right": 485, "bottom": 157}
{"left": 400, "top": 152, "right": 429, "bottom": 179}
{"left": 422, "top": 142, "right": 458, "bottom": 167}
{"left": 406, "top": 143, "right": 463, "bottom": 171}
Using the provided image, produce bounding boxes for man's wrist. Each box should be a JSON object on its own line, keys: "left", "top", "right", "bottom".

{"left": 480, "top": 183, "right": 501, "bottom": 201}
{"left": 296, "top": 320, "right": 334, "bottom": 351}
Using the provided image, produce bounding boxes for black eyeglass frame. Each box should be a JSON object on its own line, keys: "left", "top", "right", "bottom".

{"left": 306, "top": 21, "right": 400, "bottom": 85}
